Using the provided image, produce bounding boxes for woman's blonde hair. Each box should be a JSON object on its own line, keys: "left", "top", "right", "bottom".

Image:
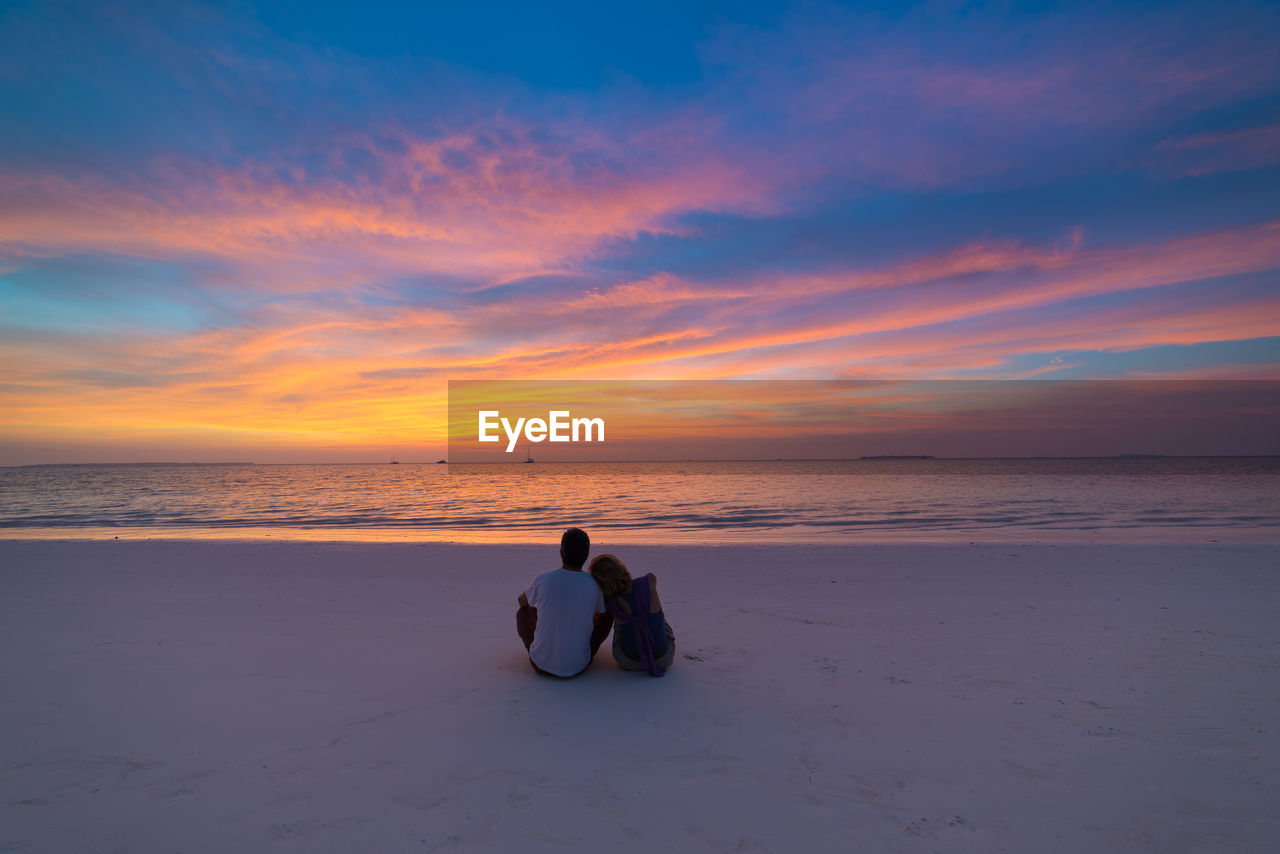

{"left": 589, "top": 553, "right": 632, "bottom": 598}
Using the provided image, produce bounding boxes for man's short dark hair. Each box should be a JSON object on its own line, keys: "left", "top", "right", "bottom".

{"left": 560, "top": 527, "right": 590, "bottom": 569}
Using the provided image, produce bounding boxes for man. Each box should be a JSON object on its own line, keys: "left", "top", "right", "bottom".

{"left": 516, "top": 528, "right": 613, "bottom": 677}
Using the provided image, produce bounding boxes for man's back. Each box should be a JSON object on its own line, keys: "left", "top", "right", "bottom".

{"left": 524, "top": 568, "right": 605, "bottom": 677}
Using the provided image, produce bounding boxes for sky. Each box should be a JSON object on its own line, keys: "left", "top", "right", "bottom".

{"left": 1, "top": 0, "right": 1278, "bottom": 463}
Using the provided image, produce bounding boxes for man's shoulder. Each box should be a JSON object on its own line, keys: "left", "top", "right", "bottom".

{"left": 530, "top": 567, "right": 572, "bottom": 587}
{"left": 537, "top": 566, "right": 572, "bottom": 578}
{"left": 532, "top": 567, "right": 598, "bottom": 590}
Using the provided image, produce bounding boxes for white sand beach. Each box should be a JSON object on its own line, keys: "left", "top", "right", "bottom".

{"left": 2, "top": 539, "right": 1277, "bottom": 852}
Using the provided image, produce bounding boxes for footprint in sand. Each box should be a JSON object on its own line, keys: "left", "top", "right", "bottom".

{"left": 903, "top": 815, "right": 970, "bottom": 838}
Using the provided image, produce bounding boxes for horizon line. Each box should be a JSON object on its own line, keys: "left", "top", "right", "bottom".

{"left": 8, "top": 453, "right": 1280, "bottom": 469}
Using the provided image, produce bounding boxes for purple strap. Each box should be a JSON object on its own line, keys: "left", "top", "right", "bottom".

{"left": 606, "top": 575, "right": 666, "bottom": 677}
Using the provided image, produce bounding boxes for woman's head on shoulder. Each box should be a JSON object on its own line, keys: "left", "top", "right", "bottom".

{"left": 589, "top": 553, "right": 632, "bottom": 597}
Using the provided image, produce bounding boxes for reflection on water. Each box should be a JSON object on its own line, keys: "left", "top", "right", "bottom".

{"left": 1, "top": 458, "right": 1277, "bottom": 542}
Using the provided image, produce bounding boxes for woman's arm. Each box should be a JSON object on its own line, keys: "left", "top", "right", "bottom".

{"left": 647, "top": 572, "right": 661, "bottom": 611}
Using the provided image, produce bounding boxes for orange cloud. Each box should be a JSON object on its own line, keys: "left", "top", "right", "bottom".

{"left": 3, "top": 215, "right": 1277, "bottom": 461}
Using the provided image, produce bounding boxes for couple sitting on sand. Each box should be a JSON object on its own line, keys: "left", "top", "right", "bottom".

{"left": 516, "top": 527, "right": 676, "bottom": 679}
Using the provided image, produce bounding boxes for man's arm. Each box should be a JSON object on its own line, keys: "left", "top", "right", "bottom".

{"left": 518, "top": 591, "right": 530, "bottom": 608}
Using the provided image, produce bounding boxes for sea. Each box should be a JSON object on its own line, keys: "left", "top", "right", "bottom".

{"left": 1, "top": 457, "right": 1277, "bottom": 543}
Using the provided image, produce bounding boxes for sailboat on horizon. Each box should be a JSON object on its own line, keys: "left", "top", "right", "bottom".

{"left": 524, "top": 444, "right": 534, "bottom": 463}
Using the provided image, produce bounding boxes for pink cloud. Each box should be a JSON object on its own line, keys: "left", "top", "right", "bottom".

{"left": 703, "top": 4, "right": 1280, "bottom": 190}
{"left": 0, "top": 117, "right": 773, "bottom": 286}
{"left": 455, "top": 220, "right": 1280, "bottom": 377}
{"left": 1150, "top": 122, "right": 1280, "bottom": 176}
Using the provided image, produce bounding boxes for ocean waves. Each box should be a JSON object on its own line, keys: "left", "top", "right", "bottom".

{"left": 2, "top": 459, "right": 1277, "bottom": 541}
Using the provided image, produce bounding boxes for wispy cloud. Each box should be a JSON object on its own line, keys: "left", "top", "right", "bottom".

{"left": 1150, "top": 122, "right": 1280, "bottom": 176}
{"left": 0, "top": 116, "right": 772, "bottom": 285}
{"left": 700, "top": 1, "right": 1280, "bottom": 189}
{"left": 5, "top": 217, "right": 1275, "bottom": 457}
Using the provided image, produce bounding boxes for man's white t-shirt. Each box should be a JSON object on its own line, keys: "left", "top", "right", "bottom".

{"left": 525, "top": 567, "right": 605, "bottom": 677}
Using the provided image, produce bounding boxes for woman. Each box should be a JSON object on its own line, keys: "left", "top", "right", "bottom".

{"left": 588, "top": 554, "right": 675, "bottom": 677}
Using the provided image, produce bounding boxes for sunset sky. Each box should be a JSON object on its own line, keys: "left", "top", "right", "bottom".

{"left": 2, "top": 1, "right": 1279, "bottom": 463}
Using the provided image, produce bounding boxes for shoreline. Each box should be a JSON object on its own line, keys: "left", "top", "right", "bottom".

{"left": 2, "top": 523, "right": 1279, "bottom": 545}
